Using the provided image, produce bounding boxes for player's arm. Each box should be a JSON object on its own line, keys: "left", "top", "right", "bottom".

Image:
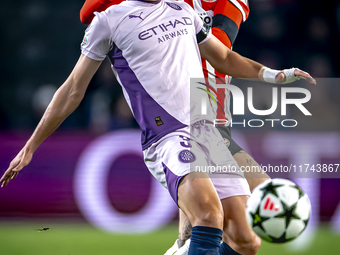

{"left": 0, "top": 54, "right": 102, "bottom": 188}
{"left": 80, "top": 0, "right": 123, "bottom": 24}
{"left": 199, "top": 35, "right": 316, "bottom": 85}
{"left": 211, "top": 0, "right": 249, "bottom": 49}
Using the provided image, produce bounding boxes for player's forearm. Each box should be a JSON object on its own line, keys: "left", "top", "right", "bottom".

{"left": 200, "top": 35, "right": 315, "bottom": 85}
{"left": 25, "top": 81, "right": 84, "bottom": 153}
{"left": 199, "top": 35, "right": 263, "bottom": 79}
{"left": 217, "top": 50, "right": 264, "bottom": 79}
{"left": 26, "top": 55, "right": 102, "bottom": 153}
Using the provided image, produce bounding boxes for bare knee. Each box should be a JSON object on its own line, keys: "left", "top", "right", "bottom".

{"left": 238, "top": 235, "right": 261, "bottom": 255}
{"left": 221, "top": 195, "right": 261, "bottom": 255}
{"left": 193, "top": 206, "right": 224, "bottom": 228}
{"left": 223, "top": 231, "right": 261, "bottom": 255}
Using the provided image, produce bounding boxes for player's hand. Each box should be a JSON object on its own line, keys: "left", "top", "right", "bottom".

{"left": 275, "top": 68, "right": 316, "bottom": 85}
{"left": 0, "top": 147, "right": 33, "bottom": 188}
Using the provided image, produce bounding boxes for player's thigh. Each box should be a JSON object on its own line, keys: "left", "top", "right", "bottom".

{"left": 178, "top": 172, "right": 223, "bottom": 229}
{"left": 215, "top": 125, "right": 270, "bottom": 191}
{"left": 233, "top": 150, "right": 270, "bottom": 192}
{"left": 144, "top": 130, "right": 223, "bottom": 228}
{"left": 207, "top": 126, "right": 251, "bottom": 200}
{"left": 144, "top": 130, "right": 207, "bottom": 203}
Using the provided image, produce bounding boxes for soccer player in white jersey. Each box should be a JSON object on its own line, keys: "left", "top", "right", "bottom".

{"left": 80, "top": 0, "right": 271, "bottom": 254}
{"left": 1, "top": 0, "right": 315, "bottom": 254}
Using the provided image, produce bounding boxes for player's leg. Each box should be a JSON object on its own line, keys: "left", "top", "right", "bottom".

{"left": 145, "top": 129, "right": 223, "bottom": 255}
{"left": 209, "top": 173, "right": 261, "bottom": 255}
{"left": 220, "top": 195, "right": 261, "bottom": 255}
{"left": 216, "top": 148, "right": 268, "bottom": 254}
{"left": 164, "top": 126, "right": 268, "bottom": 255}
{"left": 178, "top": 208, "right": 192, "bottom": 247}
{"left": 167, "top": 181, "right": 263, "bottom": 255}
{"left": 178, "top": 172, "right": 224, "bottom": 254}
{"left": 216, "top": 126, "right": 265, "bottom": 254}
{"left": 233, "top": 150, "right": 270, "bottom": 192}
{"left": 216, "top": 125, "right": 270, "bottom": 192}
{"left": 207, "top": 124, "right": 260, "bottom": 255}
{"left": 164, "top": 209, "right": 192, "bottom": 255}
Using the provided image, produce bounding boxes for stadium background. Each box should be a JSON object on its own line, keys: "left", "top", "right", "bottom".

{"left": 1, "top": 0, "right": 340, "bottom": 254}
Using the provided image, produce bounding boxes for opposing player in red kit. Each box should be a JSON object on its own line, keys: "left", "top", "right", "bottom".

{"left": 80, "top": 0, "right": 269, "bottom": 254}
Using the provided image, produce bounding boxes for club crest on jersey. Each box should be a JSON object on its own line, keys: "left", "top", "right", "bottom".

{"left": 223, "top": 138, "right": 230, "bottom": 148}
{"left": 166, "top": 2, "right": 182, "bottom": 10}
{"left": 198, "top": 11, "right": 213, "bottom": 27}
{"left": 178, "top": 150, "right": 196, "bottom": 163}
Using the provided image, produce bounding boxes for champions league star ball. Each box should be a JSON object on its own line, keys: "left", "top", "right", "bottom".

{"left": 246, "top": 178, "right": 311, "bottom": 243}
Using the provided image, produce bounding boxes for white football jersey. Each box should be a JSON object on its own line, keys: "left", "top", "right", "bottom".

{"left": 81, "top": 0, "right": 213, "bottom": 149}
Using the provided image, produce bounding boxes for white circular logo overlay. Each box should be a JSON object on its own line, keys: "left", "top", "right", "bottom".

{"left": 74, "top": 130, "right": 177, "bottom": 234}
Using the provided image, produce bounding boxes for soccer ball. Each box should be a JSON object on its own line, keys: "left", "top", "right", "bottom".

{"left": 246, "top": 178, "right": 311, "bottom": 243}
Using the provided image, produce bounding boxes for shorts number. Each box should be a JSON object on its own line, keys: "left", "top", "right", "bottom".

{"left": 179, "top": 136, "right": 192, "bottom": 148}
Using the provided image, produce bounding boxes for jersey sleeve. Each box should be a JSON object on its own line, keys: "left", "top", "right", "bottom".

{"left": 81, "top": 12, "right": 112, "bottom": 61}
{"left": 182, "top": 2, "right": 212, "bottom": 44}
{"left": 212, "top": 0, "right": 249, "bottom": 48}
{"left": 227, "top": 0, "right": 249, "bottom": 23}
{"left": 80, "top": 0, "right": 124, "bottom": 24}
{"left": 196, "top": 22, "right": 212, "bottom": 45}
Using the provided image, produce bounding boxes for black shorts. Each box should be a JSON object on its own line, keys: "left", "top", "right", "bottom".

{"left": 216, "top": 125, "right": 243, "bottom": 156}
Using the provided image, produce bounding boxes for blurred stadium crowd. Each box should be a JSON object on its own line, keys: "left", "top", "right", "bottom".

{"left": 1, "top": 0, "right": 339, "bottom": 133}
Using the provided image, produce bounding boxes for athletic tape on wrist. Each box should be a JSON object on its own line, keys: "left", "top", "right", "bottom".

{"left": 262, "top": 68, "right": 281, "bottom": 84}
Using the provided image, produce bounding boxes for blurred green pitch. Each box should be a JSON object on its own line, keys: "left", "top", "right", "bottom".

{"left": 0, "top": 223, "right": 338, "bottom": 255}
